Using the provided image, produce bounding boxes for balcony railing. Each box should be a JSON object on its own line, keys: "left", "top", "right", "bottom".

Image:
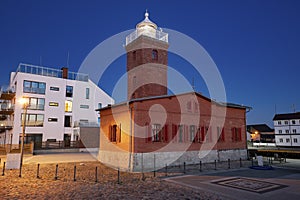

{"left": 0, "top": 120, "right": 14, "bottom": 127}
{"left": 0, "top": 103, "right": 14, "bottom": 112}
{"left": 126, "top": 29, "right": 168, "bottom": 46}
{"left": 74, "top": 121, "right": 99, "bottom": 128}
{"left": 15, "top": 63, "right": 89, "bottom": 82}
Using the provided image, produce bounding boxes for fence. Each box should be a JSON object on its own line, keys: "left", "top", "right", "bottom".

{"left": 33, "top": 140, "right": 85, "bottom": 150}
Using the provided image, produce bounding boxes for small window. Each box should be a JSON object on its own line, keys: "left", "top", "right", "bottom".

{"left": 152, "top": 49, "right": 158, "bottom": 60}
{"left": 80, "top": 105, "right": 89, "bottom": 109}
{"left": 292, "top": 120, "right": 296, "bottom": 125}
{"left": 278, "top": 121, "right": 281, "bottom": 125}
{"left": 49, "top": 102, "right": 59, "bottom": 107}
{"left": 110, "top": 125, "right": 117, "bottom": 142}
{"left": 98, "top": 103, "right": 102, "bottom": 109}
{"left": 187, "top": 101, "right": 192, "bottom": 111}
{"left": 50, "top": 86, "right": 59, "bottom": 91}
{"left": 286, "top": 138, "right": 290, "bottom": 143}
{"left": 64, "top": 116, "right": 72, "bottom": 127}
{"left": 178, "top": 125, "right": 184, "bottom": 143}
{"left": 285, "top": 130, "right": 289, "bottom": 134}
{"left": 65, "top": 100, "right": 72, "bottom": 112}
{"left": 294, "top": 138, "right": 298, "bottom": 143}
{"left": 133, "top": 51, "right": 136, "bottom": 60}
{"left": 152, "top": 124, "right": 162, "bottom": 142}
{"left": 284, "top": 121, "right": 288, "bottom": 125}
{"left": 48, "top": 118, "right": 58, "bottom": 122}
{"left": 279, "top": 138, "right": 283, "bottom": 143}
{"left": 292, "top": 129, "right": 297, "bottom": 133}
{"left": 66, "top": 85, "right": 73, "bottom": 97}
{"left": 86, "top": 88, "right": 90, "bottom": 99}
{"left": 279, "top": 130, "right": 282, "bottom": 134}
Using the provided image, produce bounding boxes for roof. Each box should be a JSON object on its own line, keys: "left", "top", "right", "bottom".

{"left": 273, "top": 112, "right": 300, "bottom": 120}
{"left": 96, "top": 91, "right": 251, "bottom": 111}
{"left": 247, "top": 124, "right": 274, "bottom": 133}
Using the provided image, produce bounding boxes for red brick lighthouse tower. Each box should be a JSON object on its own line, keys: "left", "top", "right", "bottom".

{"left": 125, "top": 11, "right": 169, "bottom": 100}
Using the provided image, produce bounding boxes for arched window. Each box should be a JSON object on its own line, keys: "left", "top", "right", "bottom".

{"left": 152, "top": 49, "right": 158, "bottom": 60}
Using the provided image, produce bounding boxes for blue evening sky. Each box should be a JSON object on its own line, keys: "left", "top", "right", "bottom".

{"left": 0, "top": 0, "right": 299, "bottom": 127}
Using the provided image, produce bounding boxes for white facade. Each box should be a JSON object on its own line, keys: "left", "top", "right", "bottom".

{"left": 273, "top": 114, "right": 300, "bottom": 147}
{"left": 9, "top": 63, "right": 114, "bottom": 144}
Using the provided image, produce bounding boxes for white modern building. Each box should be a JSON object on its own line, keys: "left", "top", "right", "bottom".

{"left": 273, "top": 112, "right": 300, "bottom": 147}
{"left": 0, "top": 63, "right": 113, "bottom": 148}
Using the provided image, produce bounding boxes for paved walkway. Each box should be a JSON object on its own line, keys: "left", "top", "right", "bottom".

{"left": 165, "top": 165, "right": 300, "bottom": 200}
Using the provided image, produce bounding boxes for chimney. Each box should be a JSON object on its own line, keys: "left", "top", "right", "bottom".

{"left": 61, "top": 67, "right": 68, "bottom": 79}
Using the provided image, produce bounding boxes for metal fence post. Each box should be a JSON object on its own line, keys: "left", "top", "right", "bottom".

{"left": 165, "top": 164, "right": 168, "bottom": 177}
{"left": 228, "top": 159, "right": 230, "bottom": 169}
{"left": 95, "top": 166, "right": 98, "bottom": 183}
{"left": 2, "top": 162, "right": 5, "bottom": 176}
{"left": 73, "top": 165, "right": 77, "bottom": 181}
{"left": 183, "top": 162, "right": 186, "bottom": 174}
{"left": 214, "top": 160, "right": 217, "bottom": 170}
{"left": 37, "top": 163, "right": 40, "bottom": 178}
{"left": 199, "top": 160, "right": 202, "bottom": 172}
{"left": 55, "top": 164, "right": 58, "bottom": 180}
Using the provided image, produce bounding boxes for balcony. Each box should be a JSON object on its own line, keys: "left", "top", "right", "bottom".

{"left": 0, "top": 87, "right": 15, "bottom": 100}
{"left": 126, "top": 29, "right": 168, "bottom": 46}
{"left": 0, "top": 120, "right": 13, "bottom": 132}
{"left": 74, "top": 121, "right": 99, "bottom": 128}
{"left": 0, "top": 103, "right": 14, "bottom": 115}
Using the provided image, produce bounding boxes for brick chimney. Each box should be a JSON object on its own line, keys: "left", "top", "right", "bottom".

{"left": 61, "top": 67, "right": 68, "bottom": 79}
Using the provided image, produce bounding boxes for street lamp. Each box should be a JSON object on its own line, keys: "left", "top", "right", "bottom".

{"left": 19, "top": 97, "right": 29, "bottom": 177}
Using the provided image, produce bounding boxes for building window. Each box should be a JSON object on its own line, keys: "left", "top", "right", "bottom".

{"left": 21, "top": 114, "right": 44, "bottom": 127}
{"left": 286, "top": 138, "right": 290, "bottom": 143}
{"left": 278, "top": 121, "right": 281, "bottom": 125}
{"left": 152, "top": 124, "right": 162, "bottom": 142}
{"left": 109, "top": 125, "right": 117, "bottom": 142}
{"left": 133, "top": 51, "right": 136, "bottom": 60}
{"left": 294, "top": 138, "right": 298, "bottom": 143}
{"left": 80, "top": 105, "right": 89, "bottom": 109}
{"left": 65, "top": 100, "right": 72, "bottom": 112}
{"left": 50, "top": 86, "right": 59, "bottom": 91}
{"left": 48, "top": 118, "right": 58, "bottom": 122}
{"left": 86, "top": 88, "right": 90, "bottom": 99}
{"left": 279, "top": 138, "right": 283, "bottom": 143}
{"left": 190, "top": 125, "right": 195, "bottom": 142}
{"left": 194, "top": 102, "right": 199, "bottom": 113}
{"left": 217, "top": 126, "right": 225, "bottom": 142}
{"left": 292, "top": 120, "right": 296, "bottom": 125}
{"left": 279, "top": 130, "right": 282, "bottom": 134}
{"left": 24, "top": 97, "right": 45, "bottom": 110}
{"left": 232, "top": 127, "right": 242, "bottom": 142}
{"left": 23, "top": 80, "right": 46, "bottom": 94}
{"left": 284, "top": 121, "right": 288, "bottom": 125}
{"left": 152, "top": 49, "right": 158, "bottom": 60}
{"left": 292, "top": 129, "right": 297, "bottom": 133}
{"left": 64, "top": 116, "right": 72, "bottom": 127}
{"left": 66, "top": 85, "right": 73, "bottom": 97}
{"left": 98, "top": 103, "right": 102, "bottom": 109}
{"left": 285, "top": 130, "right": 289, "bottom": 134}
{"left": 187, "top": 101, "right": 192, "bottom": 112}
{"left": 178, "top": 125, "right": 184, "bottom": 143}
{"left": 49, "top": 102, "right": 59, "bottom": 107}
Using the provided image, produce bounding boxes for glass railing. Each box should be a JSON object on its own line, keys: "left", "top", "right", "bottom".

{"left": 126, "top": 29, "right": 168, "bottom": 46}
{"left": 15, "top": 63, "right": 89, "bottom": 82}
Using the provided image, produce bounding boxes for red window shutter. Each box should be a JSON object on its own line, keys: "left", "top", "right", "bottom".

{"left": 172, "top": 124, "right": 177, "bottom": 142}
{"left": 148, "top": 125, "right": 152, "bottom": 142}
{"left": 238, "top": 128, "right": 242, "bottom": 141}
{"left": 221, "top": 128, "right": 225, "bottom": 141}
{"left": 164, "top": 124, "right": 168, "bottom": 142}
{"left": 201, "top": 126, "right": 205, "bottom": 142}
{"left": 231, "top": 127, "right": 235, "bottom": 142}
{"left": 118, "top": 124, "right": 121, "bottom": 143}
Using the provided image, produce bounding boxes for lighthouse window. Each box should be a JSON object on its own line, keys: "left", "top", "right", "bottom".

{"left": 152, "top": 49, "right": 158, "bottom": 60}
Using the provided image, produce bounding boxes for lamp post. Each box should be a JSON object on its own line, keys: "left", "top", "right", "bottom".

{"left": 19, "top": 97, "right": 29, "bottom": 177}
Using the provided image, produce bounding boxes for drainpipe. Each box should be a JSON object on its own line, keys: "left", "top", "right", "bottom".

{"left": 128, "top": 103, "right": 133, "bottom": 171}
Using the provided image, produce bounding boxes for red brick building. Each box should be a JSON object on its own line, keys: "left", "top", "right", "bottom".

{"left": 97, "top": 12, "right": 250, "bottom": 171}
